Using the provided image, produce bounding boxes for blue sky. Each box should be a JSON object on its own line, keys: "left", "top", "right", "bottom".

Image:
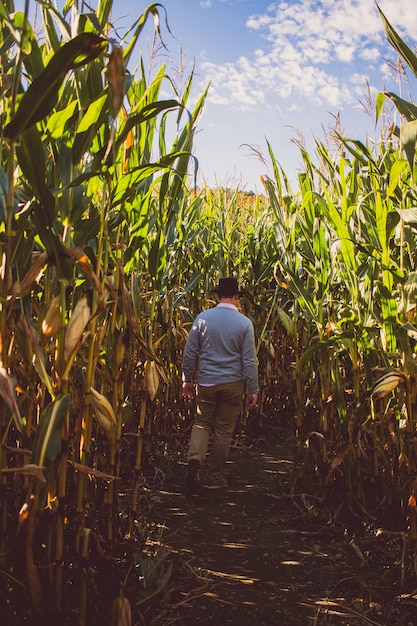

{"left": 134, "top": 0, "right": 415, "bottom": 193}
{"left": 25, "top": 0, "right": 417, "bottom": 192}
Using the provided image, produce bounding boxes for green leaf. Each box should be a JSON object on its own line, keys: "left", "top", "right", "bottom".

{"left": 33, "top": 355, "right": 55, "bottom": 399}
{"left": 73, "top": 216, "right": 101, "bottom": 247}
{"left": 78, "top": 94, "right": 108, "bottom": 134}
{"left": 133, "top": 552, "right": 172, "bottom": 605}
{"left": 4, "top": 33, "right": 107, "bottom": 139}
{"left": 123, "top": 4, "right": 171, "bottom": 67}
{"left": 97, "top": 0, "right": 113, "bottom": 27}
{"left": 72, "top": 93, "right": 108, "bottom": 163}
{"left": 40, "top": 2, "right": 63, "bottom": 52}
{"left": 315, "top": 193, "right": 356, "bottom": 273}
{"left": 375, "top": 91, "right": 386, "bottom": 125}
{"left": 277, "top": 307, "right": 296, "bottom": 337}
{"left": 148, "top": 231, "right": 166, "bottom": 282}
{"left": 377, "top": 4, "right": 417, "bottom": 79}
{"left": 40, "top": 1, "right": 71, "bottom": 47}
{"left": 31, "top": 215, "right": 74, "bottom": 280}
{"left": 296, "top": 331, "right": 354, "bottom": 374}
{"left": 384, "top": 92, "right": 417, "bottom": 122}
{"left": 115, "top": 100, "right": 180, "bottom": 149}
{"left": 277, "top": 263, "right": 320, "bottom": 325}
{"left": 110, "top": 156, "right": 179, "bottom": 207}
{"left": 32, "top": 395, "right": 70, "bottom": 467}
{"left": 335, "top": 136, "right": 375, "bottom": 167}
{"left": 16, "top": 127, "right": 56, "bottom": 225}
{"left": 400, "top": 120, "right": 417, "bottom": 173}
{"left": 387, "top": 159, "right": 409, "bottom": 196}
{"left": 378, "top": 283, "right": 398, "bottom": 353}
{"left": 46, "top": 100, "right": 78, "bottom": 139}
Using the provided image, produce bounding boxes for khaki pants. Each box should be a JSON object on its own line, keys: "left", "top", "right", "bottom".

{"left": 187, "top": 381, "right": 244, "bottom": 481}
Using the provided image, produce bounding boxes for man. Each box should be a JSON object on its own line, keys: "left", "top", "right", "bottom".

{"left": 182, "top": 277, "right": 259, "bottom": 495}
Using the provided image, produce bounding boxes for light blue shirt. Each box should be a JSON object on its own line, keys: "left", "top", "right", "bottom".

{"left": 182, "top": 303, "right": 259, "bottom": 394}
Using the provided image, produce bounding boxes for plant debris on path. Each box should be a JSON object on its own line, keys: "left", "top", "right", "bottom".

{"left": 136, "top": 423, "right": 417, "bottom": 626}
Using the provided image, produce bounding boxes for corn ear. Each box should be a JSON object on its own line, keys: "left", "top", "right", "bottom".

{"left": 90, "top": 387, "right": 117, "bottom": 435}
{"left": 64, "top": 295, "right": 90, "bottom": 361}
{"left": 144, "top": 360, "right": 159, "bottom": 401}
{"left": 112, "top": 591, "right": 131, "bottom": 626}
{"left": 264, "top": 340, "right": 275, "bottom": 358}
{"left": 371, "top": 372, "right": 405, "bottom": 399}
{"left": 42, "top": 295, "right": 61, "bottom": 337}
{"left": 113, "top": 332, "right": 126, "bottom": 371}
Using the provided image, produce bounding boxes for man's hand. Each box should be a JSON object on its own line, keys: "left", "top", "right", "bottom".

{"left": 182, "top": 381, "right": 195, "bottom": 399}
{"left": 246, "top": 392, "right": 258, "bottom": 410}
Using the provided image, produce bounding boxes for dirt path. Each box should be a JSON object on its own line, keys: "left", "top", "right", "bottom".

{"left": 137, "top": 425, "right": 417, "bottom": 625}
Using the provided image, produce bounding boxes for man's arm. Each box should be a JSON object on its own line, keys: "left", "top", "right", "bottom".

{"left": 241, "top": 322, "right": 259, "bottom": 396}
{"left": 246, "top": 392, "right": 258, "bottom": 410}
{"left": 182, "top": 381, "right": 195, "bottom": 399}
{"left": 181, "top": 320, "right": 200, "bottom": 395}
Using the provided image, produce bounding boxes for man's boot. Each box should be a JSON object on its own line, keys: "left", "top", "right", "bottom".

{"left": 185, "top": 459, "right": 201, "bottom": 495}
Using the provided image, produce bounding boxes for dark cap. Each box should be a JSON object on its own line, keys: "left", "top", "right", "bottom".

{"left": 215, "top": 277, "right": 242, "bottom": 298}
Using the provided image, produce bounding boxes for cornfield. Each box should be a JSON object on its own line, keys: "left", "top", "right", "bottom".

{"left": 2, "top": 0, "right": 417, "bottom": 623}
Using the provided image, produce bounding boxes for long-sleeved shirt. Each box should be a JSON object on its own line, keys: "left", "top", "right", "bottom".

{"left": 182, "top": 303, "right": 259, "bottom": 394}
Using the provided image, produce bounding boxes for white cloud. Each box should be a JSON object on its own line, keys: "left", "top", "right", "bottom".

{"left": 350, "top": 72, "right": 370, "bottom": 86}
{"left": 335, "top": 45, "right": 355, "bottom": 63}
{"left": 360, "top": 47, "right": 380, "bottom": 63}
{"left": 197, "top": 0, "right": 417, "bottom": 114}
{"left": 185, "top": 0, "right": 417, "bottom": 190}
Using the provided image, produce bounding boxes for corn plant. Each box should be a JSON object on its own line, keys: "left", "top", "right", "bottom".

{"left": 256, "top": 5, "right": 417, "bottom": 532}
{"left": 3, "top": 0, "right": 417, "bottom": 620}
{"left": 0, "top": 0, "right": 209, "bottom": 622}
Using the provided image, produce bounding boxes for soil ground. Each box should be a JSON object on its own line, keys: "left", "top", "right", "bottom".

{"left": 135, "top": 417, "right": 417, "bottom": 626}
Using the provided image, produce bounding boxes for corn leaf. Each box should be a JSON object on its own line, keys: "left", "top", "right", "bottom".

{"left": 32, "top": 395, "right": 70, "bottom": 467}
{"left": 0, "top": 366, "right": 23, "bottom": 434}
{"left": 16, "top": 127, "right": 56, "bottom": 225}
{"left": 123, "top": 3, "right": 171, "bottom": 66}
{"left": 4, "top": 33, "right": 107, "bottom": 139}
{"left": 401, "top": 120, "right": 417, "bottom": 174}
{"left": 377, "top": 4, "right": 417, "bottom": 79}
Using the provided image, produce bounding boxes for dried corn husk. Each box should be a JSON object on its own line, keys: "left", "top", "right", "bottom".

{"left": 90, "top": 387, "right": 117, "bottom": 435}
{"left": 42, "top": 295, "right": 61, "bottom": 337}
{"left": 64, "top": 295, "right": 90, "bottom": 361}
{"left": 107, "top": 44, "right": 126, "bottom": 119}
{"left": 1, "top": 463, "right": 46, "bottom": 483}
{"left": 144, "top": 360, "right": 159, "bottom": 401}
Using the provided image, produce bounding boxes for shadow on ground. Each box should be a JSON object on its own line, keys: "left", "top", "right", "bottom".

{"left": 138, "top": 426, "right": 417, "bottom": 626}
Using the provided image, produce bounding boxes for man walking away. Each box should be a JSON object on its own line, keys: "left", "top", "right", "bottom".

{"left": 182, "top": 277, "right": 259, "bottom": 495}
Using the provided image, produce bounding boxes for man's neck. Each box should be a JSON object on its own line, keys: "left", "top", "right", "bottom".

{"left": 219, "top": 296, "right": 239, "bottom": 305}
